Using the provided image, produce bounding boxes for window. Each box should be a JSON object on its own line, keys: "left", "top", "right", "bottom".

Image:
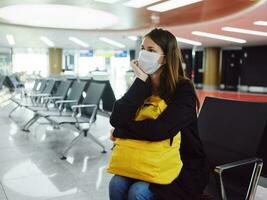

{"left": 13, "top": 48, "right": 49, "bottom": 77}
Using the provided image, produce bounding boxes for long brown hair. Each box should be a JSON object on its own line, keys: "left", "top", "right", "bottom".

{"left": 145, "top": 28, "right": 200, "bottom": 109}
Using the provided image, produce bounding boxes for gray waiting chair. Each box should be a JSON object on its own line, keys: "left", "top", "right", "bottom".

{"left": 21, "top": 80, "right": 87, "bottom": 132}
{"left": 21, "top": 80, "right": 72, "bottom": 131}
{"left": 47, "top": 80, "right": 107, "bottom": 159}
{"left": 25, "top": 80, "right": 72, "bottom": 111}
{"left": 9, "top": 79, "right": 56, "bottom": 117}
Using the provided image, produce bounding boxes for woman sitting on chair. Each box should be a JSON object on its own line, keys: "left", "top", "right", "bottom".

{"left": 108, "top": 28, "right": 209, "bottom": 200}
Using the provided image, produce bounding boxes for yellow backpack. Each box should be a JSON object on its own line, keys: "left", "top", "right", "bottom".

{"left": 107, "top": 96, "right": 183, "bottom": 184}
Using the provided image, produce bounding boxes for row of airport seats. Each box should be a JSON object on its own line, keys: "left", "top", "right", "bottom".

{"left": 0, "top": 74, "right": 25, "bottom": 104}
{"left": 0, "top": 74, "right": 24, "bottom": 91}
{"left": 5, "top": 76, "right": 116, "bottom": 159}
{"left": 198, "top": 97, "right": 267, "bottom": 200}
{"left": 2, "top": 74, "right": 267, "bottom": 199}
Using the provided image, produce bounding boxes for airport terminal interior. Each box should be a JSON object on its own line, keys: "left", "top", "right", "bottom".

{"left": 1, "top": 0, "right": 267, "bottom": 199}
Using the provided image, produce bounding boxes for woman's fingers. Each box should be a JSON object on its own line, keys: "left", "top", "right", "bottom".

{"left": 131, "top": 60, "right": 148, "bottom": 82}
{"left": 110, "top": 128, "right": 116, "bottom": 141}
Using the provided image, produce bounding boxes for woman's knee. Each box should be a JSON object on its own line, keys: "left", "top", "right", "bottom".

{"left": 109, "top": 175, "right": 133, "bottom": 200}
{"left": 128, "top": 181, "right": 155, "bottom": 200}
{"left": 109, "top": 175, "right": 131, "bottom": 191}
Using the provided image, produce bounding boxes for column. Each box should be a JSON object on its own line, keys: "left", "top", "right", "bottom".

{"left": 203, "top": 47, "right": 220, "bottom": 89}
{"left": 49, "top": 48, "right": 62, "bottom": 75}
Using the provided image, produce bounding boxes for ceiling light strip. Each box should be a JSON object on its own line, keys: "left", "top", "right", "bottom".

{"left": 176, "top": 37, "right": 202, "bottom": 46}
{"left": 69, "top": 37, "right": 89, "bottom": 48}
{"left": 99, "top": 37, "right": 125, "bottom": 48}
{"left": 94, "top": 0, "right": 121, "bottom": 3}
{"left": 40, "top": 36, "right": 55, "bottom": 47}
{"left": 192, "top": 31, "right": 246, "bottom": 43}
{"left": 147, "top": 0, "right": 203, "bottom": 12}
{"left": 222, "top": 26, "right": 267, "bottom": 37}
{"left": 254, "top": 21, "right": 267, "bottom": 26}
{"left": 128, "top": 36, "right": 138, "bottom": 41}
{"left": 6, "top": 34, "right": 15, "bottom": 46}
{"left": 124, "top": 0, "right": 161, "bottom": 8}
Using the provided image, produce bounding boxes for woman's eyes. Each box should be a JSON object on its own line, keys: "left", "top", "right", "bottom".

{"left": 141, "top": 47, "right": 156, "bottom": 53}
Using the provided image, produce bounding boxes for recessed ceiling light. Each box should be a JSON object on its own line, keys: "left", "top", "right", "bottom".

{"left": 40, "top": 36, "right": 55, "bottom": 47}
{"left": 192, "top": 31, "right": 246, "bottom": 43}
{"left": 94, "top": 0, "right": 121, "bottom": 3}
{"left": 222, "top": 26, "right": 267, "bottom": 37}
{"left": 124, "top": 0, "right": 161, "bottom": 8}
{"left": 254, "top": 21, "right": 267, "bottom": 26}
{"left": 6, "top": 34, "right": 15, "bottom": 46}
{"left": 128, "top": 36, "right": 138, "bottom": 41}
{"left": 69, "top": 37, "right": 89, "bottom": 48}
{"left": 176, "top": 37, "right": 202, "bottom": 46}
{"left": 99, "top": 37, "right": 125, "bottom": 48}
{"left": 27, "top": 48, "right": 33, "bottom": 53}
{"left": 147, "top": 0, "right": 203, "bottom": 12}
{"left": 0, "top": 4, "right": 118, "bottom": 29}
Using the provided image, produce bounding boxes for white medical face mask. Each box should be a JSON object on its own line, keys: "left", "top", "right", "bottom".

{"left": 138, "top": 50, "right": 163, "bottom": 74}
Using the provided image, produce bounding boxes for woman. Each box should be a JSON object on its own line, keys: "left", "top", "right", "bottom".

{"left": 109, "top": 28, "right": 209, "bottom": 200}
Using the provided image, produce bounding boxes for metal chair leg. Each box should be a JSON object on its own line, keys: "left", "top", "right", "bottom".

{"left": 61, "top": 132, "right": 83, "bottom": 160}
{"left": 9, "top": 104, "right": 20, "bottom": 118}
{"left": 214, "top": 171, "right": 226, "bottom": 200}
{"left": 86, "top": 130, "right": 106, "bottom": 153}
{"left": 246, "top": 161, "right": 263, "bottom": 200}
{"left": 22, "top": 114, "right": 40, "bottom": 132}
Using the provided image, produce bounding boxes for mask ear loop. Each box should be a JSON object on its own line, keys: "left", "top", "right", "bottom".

{"left": 158, "top": 54, "right": 166, "bottom": 66}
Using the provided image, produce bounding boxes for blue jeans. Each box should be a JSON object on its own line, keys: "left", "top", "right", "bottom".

{"left": 109, "top": 175, "right": 156, "bottom": 200}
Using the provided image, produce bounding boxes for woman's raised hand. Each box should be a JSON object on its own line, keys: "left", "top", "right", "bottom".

{"left": 110, "top": 128, "right": 116, "bottom": 142}
{"left": 131, "top": 59, "right": 148, "bottom": 82}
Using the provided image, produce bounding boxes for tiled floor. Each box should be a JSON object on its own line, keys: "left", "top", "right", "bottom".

{"left": 0, "top": 99, "right": 113, "bottom": 200}
{"left": 0, "top": 94, "right": 267, "bottom": 200}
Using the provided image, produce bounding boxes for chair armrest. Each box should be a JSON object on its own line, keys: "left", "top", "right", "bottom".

{"left": 71, "top": 104, "right": 97, "bottom": 115}
{"left": 71, "top": 104, "right": 98, "bottom": 124}
{"left": 43, "top": 96, "right": 64, "bottom": 100}
{"left": 71, "top": 104, "right": 97, "bottom": 109}
{"left": 28, "top": 93, "right": 50, "bottom": 97}
{"left": 214, "top": 157, "right": 263, "bottom": 200}
{"left": 55, "top": 100, "right": 78, "bottom": 104}
{"left": 214, "top": 157, "right": 263, "bottom": 174}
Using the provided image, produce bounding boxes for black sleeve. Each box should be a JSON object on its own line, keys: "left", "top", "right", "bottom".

{"left": 113, "top": 80, "right": 197, "bottom": 141}
{"left": 109, "top": 78, "right": 151, "bottom": 128}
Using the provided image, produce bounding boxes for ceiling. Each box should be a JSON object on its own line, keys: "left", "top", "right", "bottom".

{"left": 0, "top": 0, "right": 266, "bottom": 50}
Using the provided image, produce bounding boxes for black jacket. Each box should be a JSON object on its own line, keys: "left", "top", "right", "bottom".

{"left": 110, "top": 78, "right": 209, "bottom": 200}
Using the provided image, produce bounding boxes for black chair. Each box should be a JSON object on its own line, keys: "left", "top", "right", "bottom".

{"left": 0, "top": 75, "right": 6, "bottom": 91}
{"left": 47, "top": 80, "right": 107, "bottom": 159}
{"left": 9, "top": 75, "right": 24, "bottom": 88}
{"left": 2, "top": 75, "right": 24, "bottom": 92}
{"left": 21, "top": 80, "right": 72, "bottom": 131}
{"left": 94, "top": 80, "right": 116, "bottom": 112}
{"left": 25, "top": 78, "right": 47, "bottom": 96}
{"left": 0, "top": 75, "right": 9, "bottom": 102}
{"left": 21, "top": 80, "right": 86, "bottom": 132}
{"left": 198, "top": 97, "right": 267, "bottom": 200}
{"left": 9, "top": 79, "right": 56, "bottom": 117}
{"left": 23, "top": 79, "right": 43, "bottom": 96}
{"left": 0, "top": 75, "right": 20, "bottom": 103}
{"left": 27, "top": 79, "right": 56, "bottom": 104}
